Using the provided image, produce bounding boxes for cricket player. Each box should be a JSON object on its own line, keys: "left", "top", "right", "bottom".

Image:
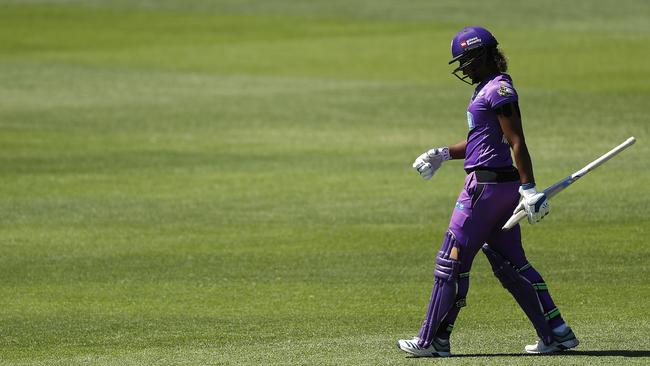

{"left": 397, "top": 26, "right": 579, "bottom": 357}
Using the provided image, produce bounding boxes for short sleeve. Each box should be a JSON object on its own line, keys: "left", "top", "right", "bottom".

{"left": 487, "top": 79, "right": 518, "bottom": 109}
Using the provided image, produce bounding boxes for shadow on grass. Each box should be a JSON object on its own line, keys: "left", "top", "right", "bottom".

{"left": 451, "top": 350, "right": 650, "bottom": 358}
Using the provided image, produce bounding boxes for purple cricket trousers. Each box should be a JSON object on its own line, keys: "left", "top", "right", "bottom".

{"left": 418, "top": 170, "right": 565, "bottom": 345}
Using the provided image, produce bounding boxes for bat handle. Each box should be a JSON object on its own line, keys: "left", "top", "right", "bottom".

{"left": 502, "top": 209, "right": 527, "bottom": 230}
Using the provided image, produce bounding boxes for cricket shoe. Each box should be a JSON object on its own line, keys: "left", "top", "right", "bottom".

{"left": 525, "top": 326, "right": 579, "bottom": 354}
{"left": 396, "top": 336, "right": 451, "bottom": 357}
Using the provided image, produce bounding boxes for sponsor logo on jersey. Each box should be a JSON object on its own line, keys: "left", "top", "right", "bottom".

{"left": 455, "top": 202, "right": 465, "bottom": 211}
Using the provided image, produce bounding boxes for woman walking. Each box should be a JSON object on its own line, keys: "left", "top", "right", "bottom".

{"left": 397, "top": 26, "right": 579, "bottom": 357}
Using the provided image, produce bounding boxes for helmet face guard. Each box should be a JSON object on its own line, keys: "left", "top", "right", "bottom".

{"left": 448, "top": 27, "right": 498, "bottom": 85}
{"left": 450, "top": 47, "right": 487, "bottom": 85}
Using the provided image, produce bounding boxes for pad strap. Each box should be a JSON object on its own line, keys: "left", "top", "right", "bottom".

{"left": 545, "top": 307, "right": 561, "bottom": 320}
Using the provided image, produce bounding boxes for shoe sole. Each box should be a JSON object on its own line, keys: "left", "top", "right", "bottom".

{"left": 525, "top": 337, "right": 579, "bottom": 354}
{"left": 396, "top": 341, "right": 452, "bottom": 357}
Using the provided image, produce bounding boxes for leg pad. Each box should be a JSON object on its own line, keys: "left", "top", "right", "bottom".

{"left": 482, "top": 244, "right": 553, "bottom": 345}
{"left": 417, "top": 232, "right": 461, "bottom": 347}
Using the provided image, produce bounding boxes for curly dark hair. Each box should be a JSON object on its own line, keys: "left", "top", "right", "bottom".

{"left": 489, "top": 47, "right": 508, "bottom": 72}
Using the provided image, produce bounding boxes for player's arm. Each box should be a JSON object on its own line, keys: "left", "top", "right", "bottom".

{"left": 449, "top": 140, "right": 467, "bottom": 160}
{"left": 496, "top": 101, "right": 549, "bottom": 224}
{"left": 495, "top": 102, "right": 534, "bottom": 184}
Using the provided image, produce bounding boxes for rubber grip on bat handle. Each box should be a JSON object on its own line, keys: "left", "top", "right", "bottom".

{"left": 502, "top": 209, "right": 527, "bottom": 230}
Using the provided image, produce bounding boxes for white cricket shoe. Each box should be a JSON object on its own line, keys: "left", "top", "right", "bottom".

{"left": 396, "top": 336, "right": 451, "bottom": 357}
{"left": 525, "top": 326, "right": 579, "bottom": 354}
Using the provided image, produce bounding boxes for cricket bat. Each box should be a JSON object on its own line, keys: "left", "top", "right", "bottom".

{"left": 502, "top": 136, "right": 636, "bottom": 230}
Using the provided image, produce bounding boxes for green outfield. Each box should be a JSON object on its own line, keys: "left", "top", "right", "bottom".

{"left": 1, "top": 1, "right": 649, "bottom": 365}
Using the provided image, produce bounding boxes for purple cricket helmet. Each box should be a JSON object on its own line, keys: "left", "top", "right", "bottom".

{"left": 449, "top": 26, "right": 498, "bottom": 64}
{"left": 448, "top": 26, "right": 499, "bottom": 84}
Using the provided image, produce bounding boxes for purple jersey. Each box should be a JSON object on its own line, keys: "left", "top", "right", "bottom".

{"left": 464, "top": 73, "right": 518, "bottom": 170}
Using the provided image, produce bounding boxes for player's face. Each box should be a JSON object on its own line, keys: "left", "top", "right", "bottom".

{"left": 451, "top": 48, "right": 488, "bottom": 85}
{"left": 458, "top": 56, "right": 480, "bottom": 84}
{"left": 458, "top": 51, "right": 489, "bottom": 84}
{"left": 461, "top": 64, "right": 477, "bottom": 82}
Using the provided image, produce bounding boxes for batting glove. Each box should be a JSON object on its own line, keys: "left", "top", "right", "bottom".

{"left": 515, "top": 183, "right": 550, "bottom": 224}
{"left": 412, "top": 147, "right": 451, "bottom": 180}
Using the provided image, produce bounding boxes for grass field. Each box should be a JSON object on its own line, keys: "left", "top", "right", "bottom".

{"left": 1, "top": 1, "right": 649, "bottom": 365}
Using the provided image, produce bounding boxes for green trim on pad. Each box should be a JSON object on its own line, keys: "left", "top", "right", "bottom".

{"left": 532, "top": 283, "right": 548, "bottom": 291}
{"left": 545, "top": 308, "right": 561, "bottom": 320}
{"left": 517, "top": 263, "right": 532, "bottom": 272}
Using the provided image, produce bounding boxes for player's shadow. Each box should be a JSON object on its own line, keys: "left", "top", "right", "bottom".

{"left": 452, "top": 350, "right": 650, "bottom": 358}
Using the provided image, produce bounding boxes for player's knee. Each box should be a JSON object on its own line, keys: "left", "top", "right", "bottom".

{"left": 482, "top": 244, "right": 547, "bottom": 291}
{"left": 434, "top": 256, "right": 459, "bottom": 281}
{"left": 434, "top": 232, "right": 461, "bottom": 281}
{"left": 482, "top": 244, "right": 519, "bottom": 285}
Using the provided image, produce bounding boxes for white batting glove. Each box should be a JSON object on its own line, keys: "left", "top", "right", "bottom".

{"left": 412, "top": 147, "right": 451, "bottom": 180}
{"left": 514, "top": 184, "right": 550, "bottom": 224}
